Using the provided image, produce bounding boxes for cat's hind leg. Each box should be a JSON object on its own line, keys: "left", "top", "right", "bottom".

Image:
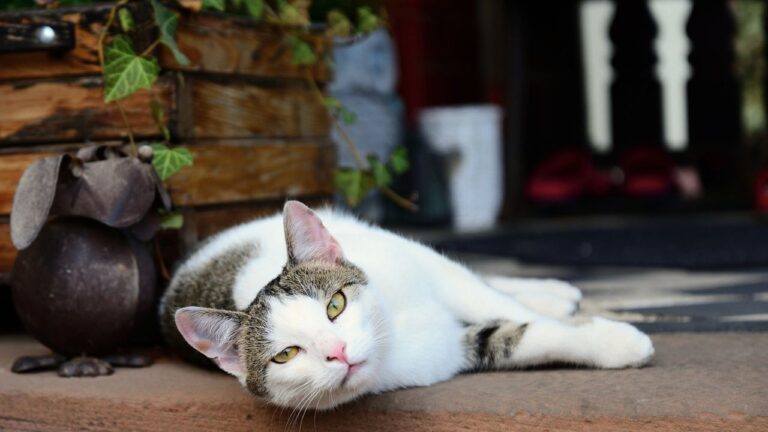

{"left": 483, "top": 276, "right": 582, "bottom": 320}
{"left": 462, "top": 317, "right": 653, "bottom": 371}
{"left": 484, "top": 276, "right": 582, "bottom": 302}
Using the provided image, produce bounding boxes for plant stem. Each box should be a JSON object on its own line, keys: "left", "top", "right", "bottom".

{"left": 141, "top": 39, "right": 161, "bottom": 57}
{"left": 98, "top": 0, "right": 137, "bottom": 155}
{"left": 304, "top": 69, "right": 417, "bottom": 211}
{"left": 381, "top": 185, "right": 418, "bottom": 211}
{"left": 115, "top": 100, "right": 137, "bottom": 154}
{"left": 306, "top": 70, "right": 367, "bottom": 170}
{"left": 97, "top": 0, "right": 128, "bottom": 67}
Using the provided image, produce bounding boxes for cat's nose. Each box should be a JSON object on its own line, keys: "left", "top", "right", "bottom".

{"left": 325, "top": 342, "right": 348, "bottom": 364}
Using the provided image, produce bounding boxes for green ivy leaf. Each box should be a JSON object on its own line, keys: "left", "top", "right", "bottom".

{"left": 389, "top": 146, "right": 410, "bottom": 174}
{"left": 150, "top": 99, "right": 170, "bottom": 142}
{"left": 334, "top": 168, "right": 372, "bottom": 207}
{"left": 151, "top": 143, "right": 194, "bottom": 181}
{"left": 326, "top": 9, "right": 352, "bottom": 37}
{"left": 151, "top": 0, "right": 190, "bottom": 66}
{"left": 118, "top": 7, "right": 134, "bottom": 32}
{"left": 279, "top": 2, "right": 309, "bottom": 25}
{"left": 244, "top": 0, "right": 263, "bottom": 19}
{"left": 368, "top": 155, "right": 392, "bottom": 187}
{"left": 103, "top": 35, "right": 160, "bottom": 103}
{"left": 160, "top": 210, "right": 184, "bottom": 230}
{"left": 202, "top": 0, "right": 225, "bottom": 11}
{"left": 356, "top": 6, "right": 379, "bottom": 34}
{"left": 323, "top": 97, "right": 357, "bottom": 124}
{"left": 288, "top": 35, "right": 317, "bottom": 65}
{"left": 323, "top": 96, "right": 343, "bottom": 110}
{"left": 340, "top": 108, "right": 357, "bottom": 125}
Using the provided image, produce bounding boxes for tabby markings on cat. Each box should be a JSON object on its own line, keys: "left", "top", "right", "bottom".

{"left": 161, "top": 201, "right": 654, "bottom": 410}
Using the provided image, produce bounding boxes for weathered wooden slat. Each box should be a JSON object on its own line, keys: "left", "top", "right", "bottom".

{"left": 0, "top": 8, "right": 103, "bottom": 80}
{"left": 159, "top": 12, "right": 330, "bottom": 82}
{"left": 0, "top": 76, "right": 174, "bottom": 144}
{"left": 0, "top": 220, "right": 14, "bottom": 275}
{"left": 0, "top": 22, "right": 75, "bottom": 53}
{"left": 0, "top": 139, "right": 335, "bottom": 215}
{"left": 182, "top": 78, "right": 330, "bottom": 139}
{"left": 166, "top": 140, "right": 336, "bottom": 207}
{"left": 0, "top": 4, "right": 154, "bottom": 81}
{"left": 0, "top": 137, "right": 335, "bottom": 275}
{"left": 0, "top": 5, "right": 329, "bottom": 82}
{"left": 0, "top": 76, "right": 330, "bottom": 144}
{"left": 0, "top": 196, "right": 334, "bottom": 275}
{"left": 187, "top": 196, "right": 330, "bottom": 241}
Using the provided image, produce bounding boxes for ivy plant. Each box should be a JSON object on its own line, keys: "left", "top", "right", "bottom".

{"left": 196, "top": 0, "right": 415, "bottom": 210}
{"left": 4, "top": 0, "right": 412, "bottom": 211}
{"left": 97, "top": 0, "right": 194, "bottom": 229}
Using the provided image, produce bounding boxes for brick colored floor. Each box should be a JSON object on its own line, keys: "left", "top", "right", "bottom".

{"left": 1, "top": 332, "right": 766, "bottom": 431}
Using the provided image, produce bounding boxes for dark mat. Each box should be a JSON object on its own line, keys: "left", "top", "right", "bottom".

{"left": 625, "top": 301, "right": 768, "bottom": 319}
{"left": 434, "top": 218, "right": 768, "bottom": 269}
{"left": 636, "top": 321, "right": 768, "bottom": 333}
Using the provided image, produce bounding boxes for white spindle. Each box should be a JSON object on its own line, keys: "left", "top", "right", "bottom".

{"left": 579, "top": 0, "right": 615, "bottom": 153}
{"left": 650, "top": 0, "right": 693, "bottom": 151}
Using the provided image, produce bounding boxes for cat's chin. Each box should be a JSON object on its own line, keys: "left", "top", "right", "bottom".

{"left": 313, "top": 387, "right": 368, "bottom": 411}
{"left": 266, "top": 368, "right": 374, "bottom": 411}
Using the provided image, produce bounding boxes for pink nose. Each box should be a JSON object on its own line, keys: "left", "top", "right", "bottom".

{"left": 325, "top": 342, "right": 348, "bottom": 364}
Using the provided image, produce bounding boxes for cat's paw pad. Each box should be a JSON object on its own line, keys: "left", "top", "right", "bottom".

{"left": 582, "top": 317, "right": 654, "bottom": 369}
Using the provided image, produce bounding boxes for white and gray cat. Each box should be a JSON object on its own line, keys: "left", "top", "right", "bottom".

{"left": 160, "top": 201, "right": 653, "bottom": 410}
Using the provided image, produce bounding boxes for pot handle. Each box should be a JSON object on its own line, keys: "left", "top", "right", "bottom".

{"left": 0, "top": 22, "right": 74, "bottom": 53}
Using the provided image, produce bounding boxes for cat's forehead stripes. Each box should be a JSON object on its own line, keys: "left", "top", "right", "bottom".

{"left": 275, "top": 262, "right": 367, "bottom": 297}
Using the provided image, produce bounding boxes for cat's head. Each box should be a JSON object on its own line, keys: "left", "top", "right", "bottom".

{"left": 174, "top": 201, "right": 387, "bottom": 409}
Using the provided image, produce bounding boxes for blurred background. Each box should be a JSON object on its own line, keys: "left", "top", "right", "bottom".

{"left": 1, "top": 0, "right": 768, "bottom": 335}
{"left": 318, "top": 0, "right": 768, "bottom": 267}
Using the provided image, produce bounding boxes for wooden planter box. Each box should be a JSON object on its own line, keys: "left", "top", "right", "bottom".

{"left": 0, "top": 3, "right": 336, "bottom": 274}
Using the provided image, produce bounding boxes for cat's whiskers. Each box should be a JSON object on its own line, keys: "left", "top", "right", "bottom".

{"left": 298, "top": 387, "right": 322, "bottom": 431}
{"left": 290, "top": 385, "right": 321, "bottom": 432}
{"left": 277, "top": 379, "right": 316, "bottom": 431}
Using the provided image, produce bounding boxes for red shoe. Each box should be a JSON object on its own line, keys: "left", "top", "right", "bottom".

{"left": 527, "top": 149, "right": 615, "bottom": 204}
{"left": 754, "top": 168, "right": 768, "bottom": 213}
{"left": 619, "top": 147, "right": 675, "bottom": 198}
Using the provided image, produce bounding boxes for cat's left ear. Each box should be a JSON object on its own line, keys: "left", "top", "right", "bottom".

{"left": 283, "top": 201, "right": 344, "bottom": 265}
{"left": 175, "top": 307, "right": 247, "bottom": 378}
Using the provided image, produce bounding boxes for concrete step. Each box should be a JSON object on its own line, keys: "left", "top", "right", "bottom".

{"left": 1, "top": 332, "right": 767, "bottom": 431}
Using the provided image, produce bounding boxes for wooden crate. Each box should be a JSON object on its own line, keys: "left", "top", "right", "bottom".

{"left": 0, "top": 4, "right": 335, "bottom": 274}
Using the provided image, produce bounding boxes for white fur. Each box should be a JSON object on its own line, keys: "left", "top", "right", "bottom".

{"left": 177, "top": 207, "right": 654, "bottom": 409}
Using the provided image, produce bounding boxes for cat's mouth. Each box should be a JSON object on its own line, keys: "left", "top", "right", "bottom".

{"left": 341, "top": 361, "right": 366, "bottom": 387}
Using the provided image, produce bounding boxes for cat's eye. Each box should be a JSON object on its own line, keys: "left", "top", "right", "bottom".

{"left": 272, "top": 346, "right": 300, "bottom": 364}
{"left": 327, "top": 291, "right": 346, "bottom": 321}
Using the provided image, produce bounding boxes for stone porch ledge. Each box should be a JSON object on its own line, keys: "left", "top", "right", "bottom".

{"left": 1, "top": 333, "right": 767, "bottom": 431}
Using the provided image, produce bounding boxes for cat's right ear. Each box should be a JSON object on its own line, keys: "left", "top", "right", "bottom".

{"left": 283, "top": 200, "right": 344, "bottom": 265}
{"left": 175, "top": 306, "right": 247, "bottom": 378}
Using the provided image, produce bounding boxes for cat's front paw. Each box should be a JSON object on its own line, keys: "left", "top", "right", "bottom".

{"left": 582, "top": 317, "right": 654, "bottom": 369}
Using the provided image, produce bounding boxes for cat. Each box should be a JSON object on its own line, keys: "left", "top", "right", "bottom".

{"left": 160, "top": 201, "right": 654, "bottom": 410}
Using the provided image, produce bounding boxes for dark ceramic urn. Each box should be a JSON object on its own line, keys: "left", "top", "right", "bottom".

{"left": 11, "top": 218, "right": 157, "bottom": 356}
{"left": 8, "top": 145, "right": 170, "bottom": 376}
